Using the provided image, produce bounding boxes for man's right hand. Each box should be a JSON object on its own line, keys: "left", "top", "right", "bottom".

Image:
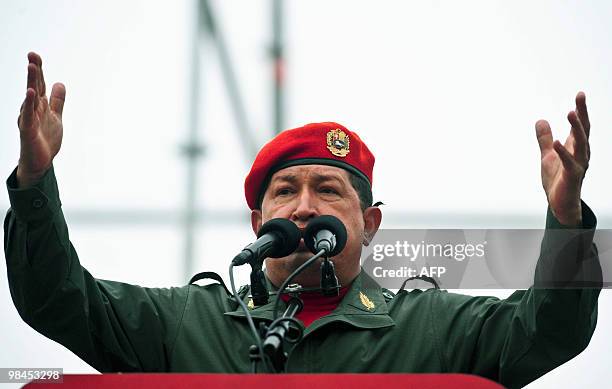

{"left": 16, "top": 52, "right": 66, "bottom": 188}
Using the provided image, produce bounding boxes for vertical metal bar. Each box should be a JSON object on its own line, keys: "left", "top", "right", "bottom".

{"left": 272, "top": 0, "right": 285, "bottom": 134}
{"left": 183, "top": 0, "right": 206, "bottom": 281}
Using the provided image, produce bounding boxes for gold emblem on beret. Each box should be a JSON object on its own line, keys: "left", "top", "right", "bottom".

{"left": 326, "top": 129, "right": 350, "bottom": 157}
{"left": 359, "top": 291, "right": 375, "bottom": 311}
{"left": 247, "top": 298, "right": 255, "bottom": 310}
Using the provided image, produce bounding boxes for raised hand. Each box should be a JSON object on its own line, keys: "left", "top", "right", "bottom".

{"left": 535, "top": 92, "right": 590, "bottom": 226}
{"left": 16, "top": 52, "right": 66, "bottom": 188}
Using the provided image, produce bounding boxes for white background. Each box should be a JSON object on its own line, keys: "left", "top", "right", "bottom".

{"left": 1, "top": 1, "right": 610, "bottom": 387}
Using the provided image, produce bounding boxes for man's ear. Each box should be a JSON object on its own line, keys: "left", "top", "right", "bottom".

{"left": 251, "top": 209, "right": 263, "bottom": 236}
{"left": 362, "top": 206, "right": 382, "bottom": 246}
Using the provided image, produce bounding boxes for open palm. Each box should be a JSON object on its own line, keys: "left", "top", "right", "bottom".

{"left": 536, "top": 92, "right": 590, "bottom": 226}
{"left": 17, "top": 52, "right": 66, "bottom": 188}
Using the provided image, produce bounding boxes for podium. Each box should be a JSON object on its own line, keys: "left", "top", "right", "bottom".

{"left": 24, "top": 374, "right": 505, "bottom": 388}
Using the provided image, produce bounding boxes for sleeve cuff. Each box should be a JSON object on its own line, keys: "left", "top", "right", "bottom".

{"left": 545, "top": 200, "right": 597, "bottom": 230}
{"left": 537, "top": 200, "right": 600, "bottom": 288}
{"left": 6, "top": 165, "right": 62, "bottom": 223}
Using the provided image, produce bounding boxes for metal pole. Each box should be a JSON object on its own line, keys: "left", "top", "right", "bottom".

{"left": 272, "top": 0, "right": 285, "bottom": 134}
{"left": 183, "top": 0, "right": 206, "bottom": 280}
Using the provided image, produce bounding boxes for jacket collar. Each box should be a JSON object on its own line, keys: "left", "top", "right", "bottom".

{"left": 224, "top": 269, "right": 395, "bottom": 331}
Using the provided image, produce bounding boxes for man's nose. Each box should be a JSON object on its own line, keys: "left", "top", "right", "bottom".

{"left": 290, "top": 190, "right": 318, "bottom": 223}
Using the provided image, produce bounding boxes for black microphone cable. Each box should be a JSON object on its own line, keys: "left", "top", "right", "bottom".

{"left": 228, "top": 218, "right": 300, "bottom": 372}
{"left": 263, "top": 248, "right": 326, "bottom": 372}
{"left": 271, "top": 248, "right": 327, "bottom": 320}
{"left": 229, "top": 263, "right": 272, "bottom": 373}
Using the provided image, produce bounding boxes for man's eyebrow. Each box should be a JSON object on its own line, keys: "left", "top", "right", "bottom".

{"left": 270, "top": 174, "right": 298, "bottom": 184}
{"left": 270, "top": 173, "right": 346, "bottom": 185}
{"left": 311, "top": 173, "right": 346, "bottom": 184}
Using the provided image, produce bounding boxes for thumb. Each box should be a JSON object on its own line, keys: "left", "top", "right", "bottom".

{"left": 535, "top": 119, "right": 553, "bottom": 157}
{"left": 49, "top": 83, "right": 66, "bottom": 117}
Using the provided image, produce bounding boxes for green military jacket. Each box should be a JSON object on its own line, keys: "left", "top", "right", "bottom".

{"left": 4, "top": 166, "right": 601, "bottom": 388}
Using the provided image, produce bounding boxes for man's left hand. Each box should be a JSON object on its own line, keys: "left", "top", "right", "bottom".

{"left": 536, "top": 92, "right": 591, "bottom": 226}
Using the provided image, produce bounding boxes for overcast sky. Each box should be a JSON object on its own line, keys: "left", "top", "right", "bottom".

{"left": 1, "top": 1, "right": 611, "bottom": 387}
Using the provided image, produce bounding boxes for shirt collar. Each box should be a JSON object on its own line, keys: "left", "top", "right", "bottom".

{"left": 224, "top": 269, "right": 395, "bottom": 331}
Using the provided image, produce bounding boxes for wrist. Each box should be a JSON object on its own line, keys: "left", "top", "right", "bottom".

{"left": 550, "top": 203, "right": 583, "bottom": 227}
{"left": 16, "top": 165, "right": 47, "bottom": 189}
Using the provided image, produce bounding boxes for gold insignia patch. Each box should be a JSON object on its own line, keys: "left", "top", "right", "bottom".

{"left": 359, "top": 291, "right": 375, "bottom": 311}
{"left": 326, "top": 129, "right": 350, "bottom": 157}
{"left": 247, "top": 298, "right": 255, "bottom": 310}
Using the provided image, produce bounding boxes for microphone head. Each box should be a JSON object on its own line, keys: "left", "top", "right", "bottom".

{"left": 304, "top": 215, "right": 348, "bottom": 256}
{"left": 257, "top": 218, "right": 301, "bottom": 258}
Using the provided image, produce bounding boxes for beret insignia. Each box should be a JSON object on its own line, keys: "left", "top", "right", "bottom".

{"left": 326, "top": 129, "right": 350, "bottom": 157}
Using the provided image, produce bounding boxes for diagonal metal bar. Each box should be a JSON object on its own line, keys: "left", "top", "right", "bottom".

{"left": 201, "top": 0, "right": 258, "bottom": 160}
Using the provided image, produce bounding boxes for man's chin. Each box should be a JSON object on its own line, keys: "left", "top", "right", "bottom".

{"left": 267, "top": 247, "right": 335, "bottom": 284}
{"left": 272, "top": 251, "right": 324, "bottom": 284}
{"left": 285, "top": 250, "right": 322, "bottom": 267}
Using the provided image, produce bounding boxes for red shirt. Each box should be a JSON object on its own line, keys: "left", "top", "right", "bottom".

{"left": 281, "top": 287, "right": 350, "bottom": 327}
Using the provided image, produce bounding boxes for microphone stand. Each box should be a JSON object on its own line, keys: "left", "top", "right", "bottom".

{"left": 262, "top": 246, "right": 343, "bottom": 372}
{"left": 320, "top": 257, "right": 340, "bottom": 296}
{"left": 249, "top": 261, "right": 269, "bottom": 306}
{"left": 263, "top": 291, "right": 304, "bottom": 372}
{"left": 262, "top": 255, "right": 341, "bottom": 372}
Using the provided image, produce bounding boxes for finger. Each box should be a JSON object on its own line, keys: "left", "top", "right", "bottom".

{"left": 28, "top": 53, "right": 41, "bottom": 96}
{"left": 553, "top": 140, "right": 580, "bottom": 175}
{"left": 535, "top": 119, "right": 554, "bottom": 157}
{"left": 575, "top": 91, "right": 590, "bottom": 138}
{"left": 567, "top": 111, "right": 588, "bottom": 164}
{"left": 28, "top": 51, "right": 42, "bottom": 67}
{"left": 26, "top": 63, "right": 40, "bottom": 111}
{"left": 19, "top": 88, "right": 37, "bottom": 131}
{"left": 28, "top": 52, "right": 45, "bottom": 96}
{"left": 49, "top": 83, "right": 66, "bottom": 117}
{"left": 38, "top": 58, "right": 46, "bottom": 96}
{"left": 36, "top": 55, "right": 45, "bottom": 96}
{"left": 27, "top": 63, "right": 38, "bottom": 94}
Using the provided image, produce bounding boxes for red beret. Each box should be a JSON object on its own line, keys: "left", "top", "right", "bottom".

{"left": 244, "top": 122, "right": 374, "bottom": 209}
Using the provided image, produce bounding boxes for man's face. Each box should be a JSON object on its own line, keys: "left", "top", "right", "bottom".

{"left": 251, "top": 164, "right": 381, "bottom": 288}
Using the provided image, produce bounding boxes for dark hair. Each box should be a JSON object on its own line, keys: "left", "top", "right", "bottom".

{"left": 256, "top": 171, "right": 373, "bottom": 211}
{"left": 348, "top": 172, "right": 373, "bottom": 211}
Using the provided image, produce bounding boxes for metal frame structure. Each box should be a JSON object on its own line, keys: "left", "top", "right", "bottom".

{"left": 181, "top": 0, "right": 285, "bottom": 278}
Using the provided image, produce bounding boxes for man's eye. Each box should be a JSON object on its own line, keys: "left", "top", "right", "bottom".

{"left": 276, "top": 188, "right": 294, "bottom": 196}
{"left": 320, "top": 187, "right": 339, "bottom": 195}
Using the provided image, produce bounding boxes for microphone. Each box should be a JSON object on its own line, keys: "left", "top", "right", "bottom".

{"left": 304, "top": 215, "right": 348, "bottom": 256}
{"left": 232, "top": 218, "right": 301, "bottom": 266}
{"left": 304, "top": 215, "right": 347, "bottom": 296}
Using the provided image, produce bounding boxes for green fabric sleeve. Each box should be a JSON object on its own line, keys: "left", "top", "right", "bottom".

{"left": 433, "top": 203, "right": 601, "bottom": 389}
{"left": 4, "top": 166, "right": 189, "bottom": 372}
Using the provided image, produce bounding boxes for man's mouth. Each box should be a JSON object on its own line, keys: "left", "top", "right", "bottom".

{"left": 296, "top": 238, "right": 308, "bottom": 252}
{"left": 293, "top": 227, "right": 308, "bottom": 252}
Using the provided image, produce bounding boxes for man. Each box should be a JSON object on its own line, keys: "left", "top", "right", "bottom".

{"left": 5, "top": 52, "right": 600, "bottom": 388}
